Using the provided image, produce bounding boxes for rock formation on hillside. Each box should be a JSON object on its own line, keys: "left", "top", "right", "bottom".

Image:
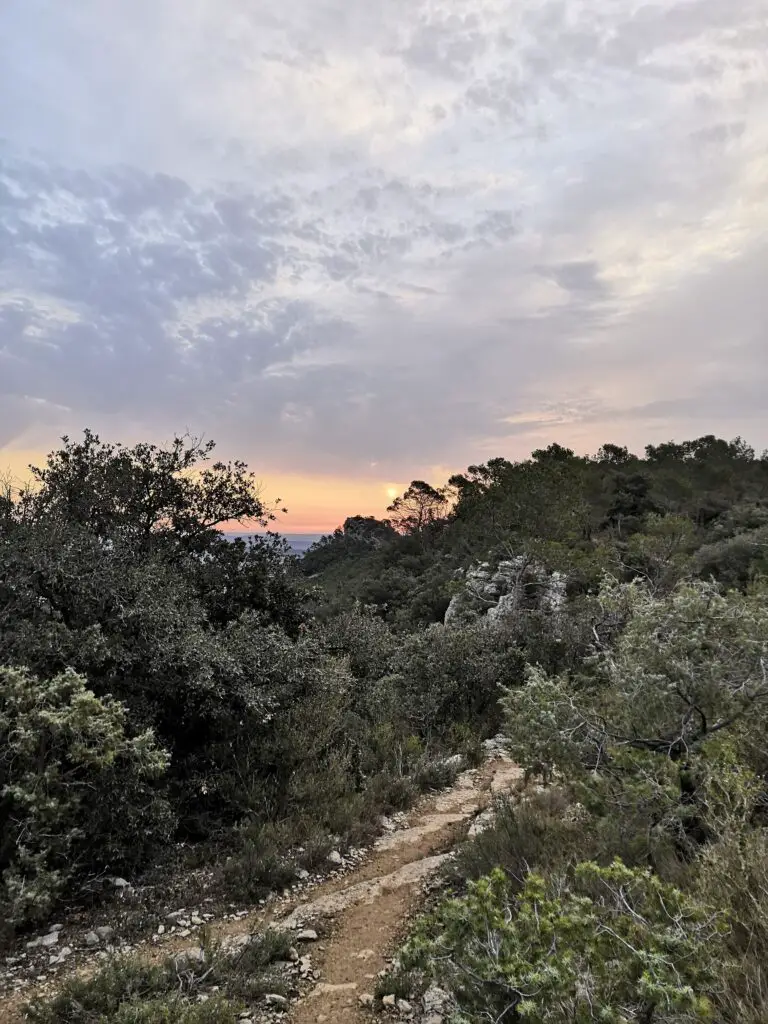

{"left": 444, "top": 555, "right": 567, "bottom": 627}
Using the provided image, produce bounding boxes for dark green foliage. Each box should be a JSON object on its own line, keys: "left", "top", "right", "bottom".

{"left": 0, "top": 435, "right": 310, "bottom": 836}
{"left": 303, "top": 515, "right": 397, "bottom": 575}
{"left": 604, "top": 471, "right": 659, "bottom": 534}
{"left": 693, "top": 526, "right": 768, "bottom": 588}
{"left": 18, "top": 429, "right": 274, "bottom": 546}
{"left": 6, "top": 425, "right": 768, "bottom": 1024}
{"left": 304, "top": 434, "right": 768, "bottom": 630}
{"left": 0, "top": 432, "right": 495, "bottom": 935}
{"left": 387, "top": 621, "right": 525, "bottom": 738}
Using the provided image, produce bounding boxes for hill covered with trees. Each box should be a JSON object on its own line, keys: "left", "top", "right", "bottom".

{"left": 303, "top": 436, "right": 768, "bottom": 629}
{"left": 2, "top": 430, "right": 768, "bottom": 1022}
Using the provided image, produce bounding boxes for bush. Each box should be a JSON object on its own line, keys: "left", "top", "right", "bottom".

{"left": 313, "top": 606, "right": 398, "bottom": 680}
{"left": 24, "top": 927, "right": 293, "bottom": 1023}
{"left": 0, "top": 666, "right": 173, "bottom": 931}
{"left": 452, "top": 788, "right": 592, "bottom": 889}
{"left": 693, "top": 527, "right": 768, "bottom": 589}
{"left": 390, "top": 621, "right": 525, "bottom": 739}
{"left": 695, "top": 830, "right": 768, "bottom": 1023}
{"left": 502, "top": 577, "right": 768, "bottom": 794}
{"left": 397, "top": 861, "right": 723, "bottom": 1023}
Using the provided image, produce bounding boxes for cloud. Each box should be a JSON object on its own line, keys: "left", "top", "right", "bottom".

{"left": 1, "top": 0, "right": 767, "bottom": 511}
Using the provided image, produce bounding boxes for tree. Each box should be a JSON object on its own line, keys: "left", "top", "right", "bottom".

{"left": 17, "top": 430, "right": 278, "bottom": 552}
{"left": 622, "top": 513, "right": 697, "bottom": 589}
{"left": 595, "top": 443, "right": 635, "bottom": 466}
{"left": 605, "top": 473, "right": 658, "bottom": 536}
{"left": 387, "top": 480, "right": 449, "bottom": 535}
{"left": 0, "top": 432, "right": 309, "bottom": 843}
{"left": 503, "top": 576, "right": 768, "bottom": 774}
{"left": 449, "top": 457, "right": 592, "bottom": 547}
{"left": 531, "top": 442, "right": 580, "bottom": 463}
{"left": 303, "top": 517, "right": 397, "bottom": 575}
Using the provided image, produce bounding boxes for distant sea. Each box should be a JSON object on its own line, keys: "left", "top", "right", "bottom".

{"left": 224, "top": 533, "right": 325, "bottom": 556}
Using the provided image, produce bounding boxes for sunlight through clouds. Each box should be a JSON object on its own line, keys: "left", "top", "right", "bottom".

{"left": 1, "top": 0, "right": 767, "bottom": 525}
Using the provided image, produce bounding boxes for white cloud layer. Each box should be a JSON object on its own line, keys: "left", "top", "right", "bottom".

{"left": 1, "top": 0, "right": 767, "bottom": 479}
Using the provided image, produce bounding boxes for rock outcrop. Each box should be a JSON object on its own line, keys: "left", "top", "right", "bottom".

{"left": 444, "top": 555, "right": 567, "bottom": 627}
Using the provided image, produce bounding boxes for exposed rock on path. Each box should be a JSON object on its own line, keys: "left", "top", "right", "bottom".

{"left": 282, "top": 756, "right": 521, "bottom": 1024}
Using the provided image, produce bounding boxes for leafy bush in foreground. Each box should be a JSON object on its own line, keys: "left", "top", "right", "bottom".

{"left": 396, "top": 861, "right": 722, "bottom": 1023}
{"left": 0, "top": 666, "right": 173, "bottom": 929}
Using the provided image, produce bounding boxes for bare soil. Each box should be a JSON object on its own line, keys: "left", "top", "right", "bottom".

{"left": 283, "top": 757, "right": 521, "bottom": 1024}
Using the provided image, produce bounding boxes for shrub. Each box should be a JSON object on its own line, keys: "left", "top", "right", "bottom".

{"left": 452, "top": 788, "right": 593, "bottom": 889}
{"left": 220, "top": 823, "right": 300, "bottom": 901}
{"left": 398, "top": 860, "right": 723, "bottom": 1023}
{"left": 391, "top": 621, "right": 525, "bottom": 739}
{"left": 693, "top": 527, "right": 768, "bottom": 589}
{"left": 695, "top": 829, "right": 768, "bottom": 1023}
{"left": 0, "top": 666, "right": 173, "bottom": 930}
{"left": 502, "top": 577, "right": 768, "bottom": 795}
{"left": 171, "top": 621, "right": 357, "bottom": 833}
{"left": 25, "top": 927, "right": 292, "bottom": 1023}
{"left": 313, "top": 606, "right": 397, "bottom": 680}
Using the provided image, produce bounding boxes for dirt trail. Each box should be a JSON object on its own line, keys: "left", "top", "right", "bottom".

{"left": 282, "top": 757, "right": 521, "bottom": 1024}
{"left": 1, "top": 758, "right": 520, "bottom": 1023}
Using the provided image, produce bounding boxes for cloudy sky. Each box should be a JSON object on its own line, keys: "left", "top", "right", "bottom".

{"left": 1, "top": 0, "right": 767, "bottom": 529}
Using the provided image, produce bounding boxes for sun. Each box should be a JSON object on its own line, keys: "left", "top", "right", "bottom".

{"left": 385, "top": 486, "right": 399, "bottom": 501}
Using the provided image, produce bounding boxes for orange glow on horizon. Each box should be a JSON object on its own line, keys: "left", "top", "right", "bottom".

{"left": 253, "top": 472, "right": 405, "bottom": 533}
{"left": 0, "top": 447, "right": 405, "bottom": 534}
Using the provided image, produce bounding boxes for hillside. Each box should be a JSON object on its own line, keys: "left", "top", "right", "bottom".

{"left": 2, "top": 430, "right": 768, "bottom": 1023}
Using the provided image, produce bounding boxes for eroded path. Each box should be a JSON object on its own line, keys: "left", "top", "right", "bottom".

{"left": 1, "top": 757, "right": 520, "bottom": 1023}
{"left": 281, "top": 757, "right": 521, "bottom": 1024}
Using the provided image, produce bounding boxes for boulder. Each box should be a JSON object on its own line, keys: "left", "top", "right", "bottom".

{"left": 174, "top": 946, "right": 205, "bottom": 969}
{"left": 423, "top": 986, "right": 450, "bottom": 1015}
{"left": 264, "top": 993, "right": 289, "bottom": 1008}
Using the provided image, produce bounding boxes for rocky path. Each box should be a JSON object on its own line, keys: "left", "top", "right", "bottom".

{"left": 1, "top": 755, "right": 520, "bottom": 1023}
{"left": 281, "top": 756, "right": 521, "bottom": 1024}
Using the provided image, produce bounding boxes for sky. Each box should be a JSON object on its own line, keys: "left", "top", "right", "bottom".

{"left": 1, "top": 0, "right": 767, "bottom": 531}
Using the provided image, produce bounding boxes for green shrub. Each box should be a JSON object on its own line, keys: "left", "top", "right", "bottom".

{"left": 109, "top": 998, "right": 242, "bottom": 1024}
{"left": 25, "top": 957, "right": 175, "bottom": 1023}
{"left": 695, "top": 830, "right": 768, "bottom": 1023}
{"left": 452, "top": 788, "right": 593, "bottom": 888}
{"left": 398, "top": 860, "right": 723, "bottom": 1023}
{"left": 25, "top": 927, "right": 292, "bottom": 1023}
{"left": 0, "top": 666, "right": 173, "bottom": 930}
{"left": 693, "top": 526, "right": 768, "bottom": 589}
{"left": 390, "top": 621, "right": 525, "bottom": 739}
{"left": 504, "top": 577, "right": 768, "bottom": 776}
{"left": 220, "top": 823, "right": 299, "bottom": 901}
